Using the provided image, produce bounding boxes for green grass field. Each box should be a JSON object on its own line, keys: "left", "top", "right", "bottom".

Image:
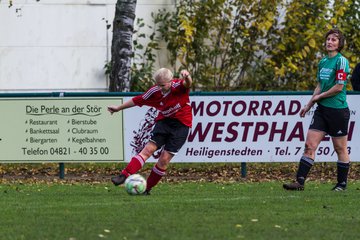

{"left": 1, "top": 181, "right": 359, "bottom": 240}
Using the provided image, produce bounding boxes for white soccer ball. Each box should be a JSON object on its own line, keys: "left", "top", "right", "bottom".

{"left": 124, "top": 174, "right": 147, "bottom": 195}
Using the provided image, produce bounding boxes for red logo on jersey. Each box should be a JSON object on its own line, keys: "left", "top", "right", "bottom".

{"left": 336, "top": 69, "right": 347, "bottom": 81}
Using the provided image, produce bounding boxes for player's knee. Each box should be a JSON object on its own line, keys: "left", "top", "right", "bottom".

{"left": 140, "top": 144, "right": 157, "bottom": 158}
{"left": 304, "top": 143, "right": 316, "bottom": 155}
{"left": 157, "top": 151, "right": 173, "bottom": 169}
{"left": 157, "top": 159, "right": 169, "bottom": 170}
{"left": 333, "top": 145, "right": 347, "bottom": 155}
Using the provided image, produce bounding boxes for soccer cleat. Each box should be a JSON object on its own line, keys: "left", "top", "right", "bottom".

{"left": 332, "top": 184, "right": 346, "bottom": 191}
{"left": 111, "top": 174, "right": 127, "bottom": 186}
{"left": 283, "top": 181, "right": 304, "bottom": 191}
{"left": 143, "top": 190, "right": 151, "bottom": 195}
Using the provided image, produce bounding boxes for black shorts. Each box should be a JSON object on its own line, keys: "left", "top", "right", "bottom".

{"left": 150, "top": 118, "right": 190, "bottom": 154}
{"left": 309, "top": 104, "right": 350, "bottom": 137}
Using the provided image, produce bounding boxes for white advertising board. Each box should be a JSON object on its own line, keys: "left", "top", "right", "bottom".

{"left": 0, "top": 97, "right": 124, "bottom": 162}
{"left": 123, "top": 95, "right": 358, "bottom": 162}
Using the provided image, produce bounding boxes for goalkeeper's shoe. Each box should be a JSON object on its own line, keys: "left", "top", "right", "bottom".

{"left": 332, "top": 184, "right": 346, "bottom": 191}
{"left": 111, "top": 174, "right": 126, "bottom": 186}
{"left": 283, "top": 181, "right": 304, "bottom": 191}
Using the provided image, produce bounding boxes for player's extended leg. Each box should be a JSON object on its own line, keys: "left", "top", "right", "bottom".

{"left": 145, "top": 150, "right": 174, "bottom": 194}
{"left": 283, "top": 129, "right": 324, "bottom": 190}
{"left": 331, "top": 136, "right": 350, "bottom": 191}
{"left": 111, "top": 141, "right": 158, "bottom": 186}
{"left": 142, "top": 119, "right": 190, "bottom": 194}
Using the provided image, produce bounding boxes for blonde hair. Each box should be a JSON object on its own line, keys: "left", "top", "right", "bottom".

{"left": 153, "top": 68, "right": 173, "bottom": 83}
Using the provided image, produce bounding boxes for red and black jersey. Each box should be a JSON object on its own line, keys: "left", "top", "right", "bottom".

{"left": 132, "top": 79, "right": 192, "bottom": 127}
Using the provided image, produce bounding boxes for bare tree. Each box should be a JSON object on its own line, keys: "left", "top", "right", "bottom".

{"left": 109, "top": 0, "right": 137, "bottom": 92}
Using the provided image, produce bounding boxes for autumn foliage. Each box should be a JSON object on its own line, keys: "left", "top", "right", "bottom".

{"left": 134, "top": 0, "right": 360, "bottom": 92}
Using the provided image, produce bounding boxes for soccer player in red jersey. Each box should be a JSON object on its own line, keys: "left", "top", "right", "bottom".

{"left": 108, "top": 68, "right": 192, "bottom": 194}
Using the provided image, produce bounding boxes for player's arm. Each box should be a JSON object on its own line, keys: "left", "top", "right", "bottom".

{"left": 313, "top": 84, "right": 343, "bottom": 101}
{"left": 312, "top": 68, "right": 347, "bottom": 102}
{"left": 107, "top": 99, "right": 136, "bottom": 114}
{"left": 300, "top": 83, "right": 321, "bottom": 117}
{"left": 180, "top": 70, "right": 192, "bottom": 88}
{"left": 308, "top": 83, "right": 322, "bottom": 105}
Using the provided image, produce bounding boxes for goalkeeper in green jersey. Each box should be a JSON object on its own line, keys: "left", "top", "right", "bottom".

{"left": 284, "top": 28, "right": 351, "bottom": 191}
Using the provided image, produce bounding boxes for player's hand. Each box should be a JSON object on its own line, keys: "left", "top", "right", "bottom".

{"left": 180, "top": 70, "right": 190, "bottom": 78}
{"left": 299, "top": 105, "right": 310, "bottom": 118}
{"left": 107, "top": 105, "right": 119, "bottom": 115}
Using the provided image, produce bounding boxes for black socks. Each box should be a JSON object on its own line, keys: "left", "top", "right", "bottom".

{"left": 296, "top": 156, "right": 314, "bottom": 185}
{"left": 337, "top": 161, "right": 350, "bottom": 187}
{"left": 295, "top": 157, "right": 350, "bottom": 188}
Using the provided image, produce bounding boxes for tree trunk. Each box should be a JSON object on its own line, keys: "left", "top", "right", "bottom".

{"left": 109, "top": 0, "right": 137, "bottom": 92}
